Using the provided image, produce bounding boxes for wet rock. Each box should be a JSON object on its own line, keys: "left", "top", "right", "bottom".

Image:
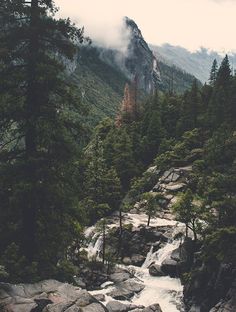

{"left": 161, "top": 258, "right": 178, "bottom": 277}
{"left": 132, "top": 303, "right": 163, "bottom": 312}
{"left": 81, "top": 302, "right": 108, "bottom": 312}
{"left": 32, "top": 299, "right": 53, "bottom": 312}
{"left": 93, "top": 294, "right": 106, "bottom": 302}
{"left": 131, "top": 254, "right": 145, "bottom": 266}
{"left": 109, "top": 272, "right": 131, "bottom": 283}
{"left": 107, "top": 279, "right": 145, "bottom": 301}
{"left": 123, "top": 257, "right": 132, "bottom": 265}
{"left": 73, "top": 277, "right": 86, "bottom": 289}
{"left": 0, "top": 280, "right": 108, "bottom": 312}
{"left": 149, "top": 264, "right": 165, "bottom": 277}
{"left": 106, "top": 301, "right": 143, "bottom": 312}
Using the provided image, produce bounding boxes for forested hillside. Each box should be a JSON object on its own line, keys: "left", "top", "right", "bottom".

{"left": 0, "top": 1, "right": 235, "bottom": 312}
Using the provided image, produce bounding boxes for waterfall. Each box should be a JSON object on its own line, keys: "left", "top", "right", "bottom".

{"left": 86, "top": 214, "right": 185, "bottom": 312}
{"left": 142, "top": 245, "right": 154, "bottom": 269}
{"left": 87, "top": 234, "right": 103, "bottom": 259}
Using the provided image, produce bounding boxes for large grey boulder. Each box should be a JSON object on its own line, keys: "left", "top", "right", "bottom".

{"left": 109, "top": 272, "right": 131, "bottom": 283}
{"left": 0, "top": 280, "right": 108, "bottom": 312}
{"left": 131, "top": 254, "right": 145, "bottom": 266}
{"left": 132, "top": 303, "right": 163, "bottom": 312}
{"left": 107, "top": 279, "right": 145, "bottom": 300}
{"left": 161, "top": 258, "right": 179, "bottom": 277}
{"left": 106, "top": 301, "right": 143, "bottom": 312}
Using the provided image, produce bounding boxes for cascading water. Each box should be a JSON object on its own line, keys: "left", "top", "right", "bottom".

{"left": 86, "top": 214, "right": 185, "bottom": 312}
{"left": 86, "top": 233, "right": 103, "bottom": 259}
{"left": 131, "top": 237, "right": 184, "bottom": 312}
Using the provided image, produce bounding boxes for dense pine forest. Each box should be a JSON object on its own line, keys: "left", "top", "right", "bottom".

{"left": 0, "top": 1, "right": 236, "bottom": 312}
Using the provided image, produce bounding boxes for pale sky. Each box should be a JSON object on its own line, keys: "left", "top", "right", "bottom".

{"left": 55, "top": 0, "right": 236, "bottom": 52}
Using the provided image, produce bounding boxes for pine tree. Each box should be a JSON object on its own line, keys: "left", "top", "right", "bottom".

{"left": 209, "top": 59, "right": 218, "bottom": 86}
{"left": 141, "top": 92, "right": 165, "bottom": 163}
{"left": 0, "top": 0, "right": 87, "bottom": 274}
{"left": 84, "top": 137, "right": 122, "bottom": 221}
{"left": 216, "top": 55, "right": 231, "bottom": 88}
{"left": 104, "top": 128, "right": 137, "bottom": 191}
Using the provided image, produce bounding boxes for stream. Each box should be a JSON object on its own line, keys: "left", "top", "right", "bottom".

{"left": 85, "top": 213, "right": 185, "bottom": 312}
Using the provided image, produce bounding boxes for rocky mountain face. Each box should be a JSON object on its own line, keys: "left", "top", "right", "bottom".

{"left": 72, "top": 19, "right": 197, "bottom": 124}
{"left": 98, "top": 17, "right": 161, "bottom": 94}
{"left": 151, "top": 44, "right": 236, "bottom": 83}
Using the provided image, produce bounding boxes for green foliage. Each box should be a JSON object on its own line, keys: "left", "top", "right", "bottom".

{"left": 0, "top": 243, "right": 39, "bottom": 283}
{"left": 172, "top": 190, "right": 204, "bottom": 240}
{"left": 56, "top": 259, "right": 79, "bottom": 283}
{"left": 142, "top": 192, "right": 162, "bottom": 225}
{"left": 129, "top": 171, "right": 160, "bottom": 203}
{"left": 0, "top": 0, "right": 88, "bottom": 281}
{"left": 203, "top": 227, "right": 236, "bottom": 264}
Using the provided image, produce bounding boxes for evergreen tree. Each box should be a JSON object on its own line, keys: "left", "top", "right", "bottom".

{"left": 0, "top": 0, "right": 87, "bottom": 276}
{"left": 142, "top": 192, "right": 162, "bottom": 226}
{"left": 173, "top": 189, "right": 201, "bottom": 241}
{"left": 216, "top": 55, "right": 231, "bottom": 88}
{"left": 83, "top": 137, "right": 122, "bottom": 222}
{"left": 104, "top": 128, "right": 138, "bottom": 191}
{"left": 209, "top": 59, "right": 218, "bottom": 86}
{"left": 141, "top": 93, "right": 165, "bottom": 163}
{"left": 176, "top": 80, "right": 200, "bottom": 134}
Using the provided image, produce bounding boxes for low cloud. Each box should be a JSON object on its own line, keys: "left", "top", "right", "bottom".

{"left": 56, "top": 0, "right": 131, "bottom": 53}
{"left": 79, "top": 17, "right": 131, "bottom": 53}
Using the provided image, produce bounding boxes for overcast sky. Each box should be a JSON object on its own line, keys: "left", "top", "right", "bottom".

{"left": 55, "top": 0, "right": 236, "bottom": 52}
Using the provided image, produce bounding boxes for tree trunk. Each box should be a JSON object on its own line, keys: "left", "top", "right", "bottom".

{"left": 192, "top": 221, "right": 197, "bottom": 241}
{"left": 118, "top": 206, "right": 123, "bottom": 257}
{"left": 147, "top": 214, "right": 151, "bottom": 226}
{"left": 102, "top": 222, "right": 106, "bottom": 265}
{"left": 22, "top": 0, "right": 40, "bottom": 261}
{"left": 185, "top": 224, "right": 188, "bottom": 238}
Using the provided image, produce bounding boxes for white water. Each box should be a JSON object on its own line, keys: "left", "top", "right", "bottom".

{"left": 131, "top": 238, "right": 183, "bottom": 312}
{"left": 86, "top": 233, "right": 103, "bottom": 259}
{"left": 86, "top": 214, "right": 185, "bottom": 312}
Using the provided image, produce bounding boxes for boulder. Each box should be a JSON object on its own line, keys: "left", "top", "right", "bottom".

{"left": 93, "top": 294, "right": 106, "bottom": 302}
{"left": 131, "top": 254, "right": 145, "bottom": 266}
{"left": 106, "top": 301, "right": 143, "bottom": 312}
{"left": 160, "top": 169, "right": 173, "bottom": 182}
{"left": 32, "top": 299, "right": 53, "bottom": 312}
{"left": 161, "top": 258, "right": 179, "bottom": 277}
{"left": 164, "top": 183, "right": 186, "bottom": 192}
{"left": 132, "top": 304, "right": 163, "bottom": 312}
{"left": 107, "top": 279, "right": 145, "bottom": 301}
{"left": 73, "top": 277, "right": 86, "bottom": 289}
{"left": 123, "top": 257, "right": 132, "bottom": 265}
{"left": 109, "top": 272, "right": 131, "bottom": 283}
{"left": 149, "top": 264, "right": 165, "bottom": 277}
{"left": 0, "top": 280, "right": 108, "bottom": 312}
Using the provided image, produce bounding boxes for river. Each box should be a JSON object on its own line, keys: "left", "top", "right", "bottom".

{"left": 85, "top": 213, "right": 185, "bottom": 312}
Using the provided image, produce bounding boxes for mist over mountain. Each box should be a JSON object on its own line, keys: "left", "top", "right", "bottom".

{"left": 151, "top": 43, "right": 236, "bottom": 83}
{"left": 73, "top": 18, "right": 197, "bottom": 123}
